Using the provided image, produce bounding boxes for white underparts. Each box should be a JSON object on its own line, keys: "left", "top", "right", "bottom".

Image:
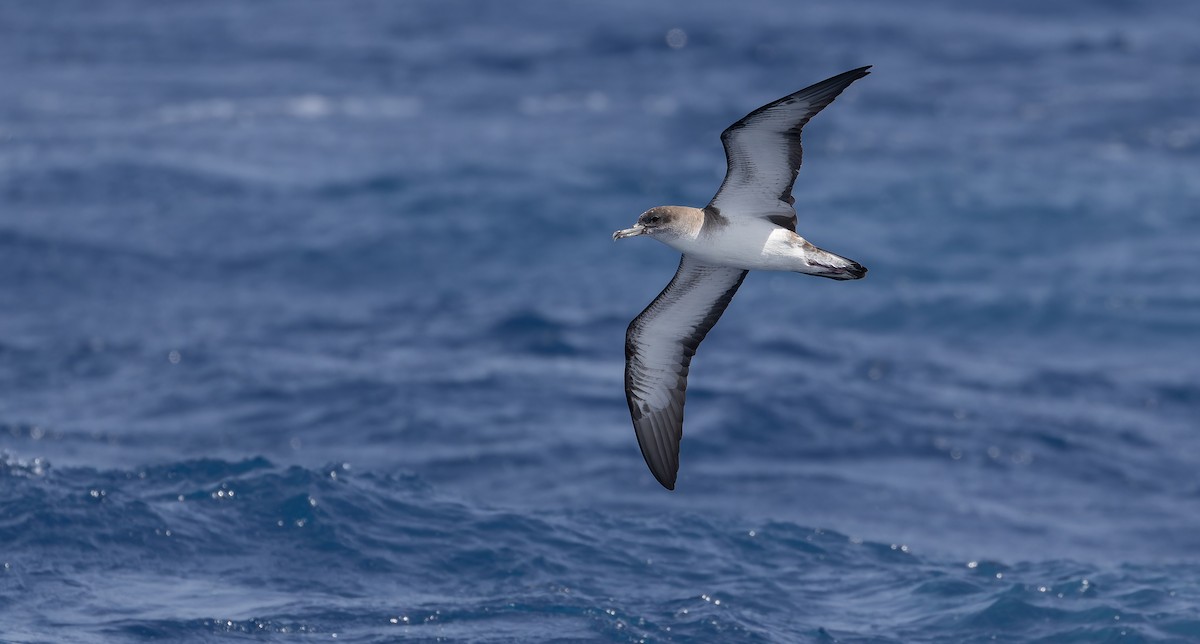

{"left": 667, "top": 220, "right": 817, "bottom": 272}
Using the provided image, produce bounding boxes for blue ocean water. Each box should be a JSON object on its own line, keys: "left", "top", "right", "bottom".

{"left": 2, "top": 0, "right": 1200, "bottom": 641}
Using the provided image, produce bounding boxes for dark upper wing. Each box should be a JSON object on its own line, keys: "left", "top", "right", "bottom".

{"left": 707, "top": 66, "right": 871, "bottom": 231}
{"left": 624, "top": 254, "right": 747, "bottom": 490}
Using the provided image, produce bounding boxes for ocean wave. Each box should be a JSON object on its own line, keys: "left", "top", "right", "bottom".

{"left": 1, "top": 455, "right": 1198, "bottom": 641}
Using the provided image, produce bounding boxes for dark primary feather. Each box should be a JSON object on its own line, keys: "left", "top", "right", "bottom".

{"left": 708, "top": 66, "right": 872, "bottom": 231}
{"left": 624, "top": 255, "right": 747, "bottom": 489}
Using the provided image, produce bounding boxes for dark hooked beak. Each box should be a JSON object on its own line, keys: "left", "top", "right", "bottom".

{"left": 612, "top": 223, "right": 647, "bottom": 240}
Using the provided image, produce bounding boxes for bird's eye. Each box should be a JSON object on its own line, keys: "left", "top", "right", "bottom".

{"left": 648, "top": 216, "right": 660, "bottom": 224}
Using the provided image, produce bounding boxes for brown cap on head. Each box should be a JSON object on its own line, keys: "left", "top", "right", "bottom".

{"left": 612, "top": 206, "right": 703, "bottom": 241}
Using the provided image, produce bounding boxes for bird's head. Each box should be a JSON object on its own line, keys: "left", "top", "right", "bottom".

{"left": 613, "top": 206, "right": 691, "bottom": 242}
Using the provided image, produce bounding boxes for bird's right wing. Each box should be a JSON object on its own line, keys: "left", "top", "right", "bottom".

{"left": 624, "top": 254, "right": 747, "bottom": 490}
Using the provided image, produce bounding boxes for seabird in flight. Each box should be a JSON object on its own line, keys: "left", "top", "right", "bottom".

{"left": 613, "top": 66, "right": 872, "bottom": 490}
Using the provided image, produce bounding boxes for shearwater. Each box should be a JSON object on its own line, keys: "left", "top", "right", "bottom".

{"left": 613, "top": 66, "right": 872, "bottom": 490}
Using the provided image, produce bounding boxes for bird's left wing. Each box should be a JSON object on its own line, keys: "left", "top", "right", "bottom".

{"left": 624, "top": 254, "right": 747, "bottom": 490}
{"left": 707, "top": 66, "right": 871, "bottom": 231}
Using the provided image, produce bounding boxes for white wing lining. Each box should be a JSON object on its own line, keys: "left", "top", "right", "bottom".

{"left": 624, "top": 255, "right": 747, "bottom": 489}
{"left": 707, "top": 66, "right": 871, "bottom": 230}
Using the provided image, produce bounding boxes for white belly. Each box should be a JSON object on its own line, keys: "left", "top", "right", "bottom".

{"left": 667, "top": 222, "right": 801, "bottom": 271}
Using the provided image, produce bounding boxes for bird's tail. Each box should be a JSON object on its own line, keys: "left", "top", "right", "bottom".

{"left": 795, "top": 245, "right": 867, "bottom": 281}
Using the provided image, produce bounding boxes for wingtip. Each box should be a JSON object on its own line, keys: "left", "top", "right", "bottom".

{"left": 646, "top": 451, "right": 679, "bottom": 490}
